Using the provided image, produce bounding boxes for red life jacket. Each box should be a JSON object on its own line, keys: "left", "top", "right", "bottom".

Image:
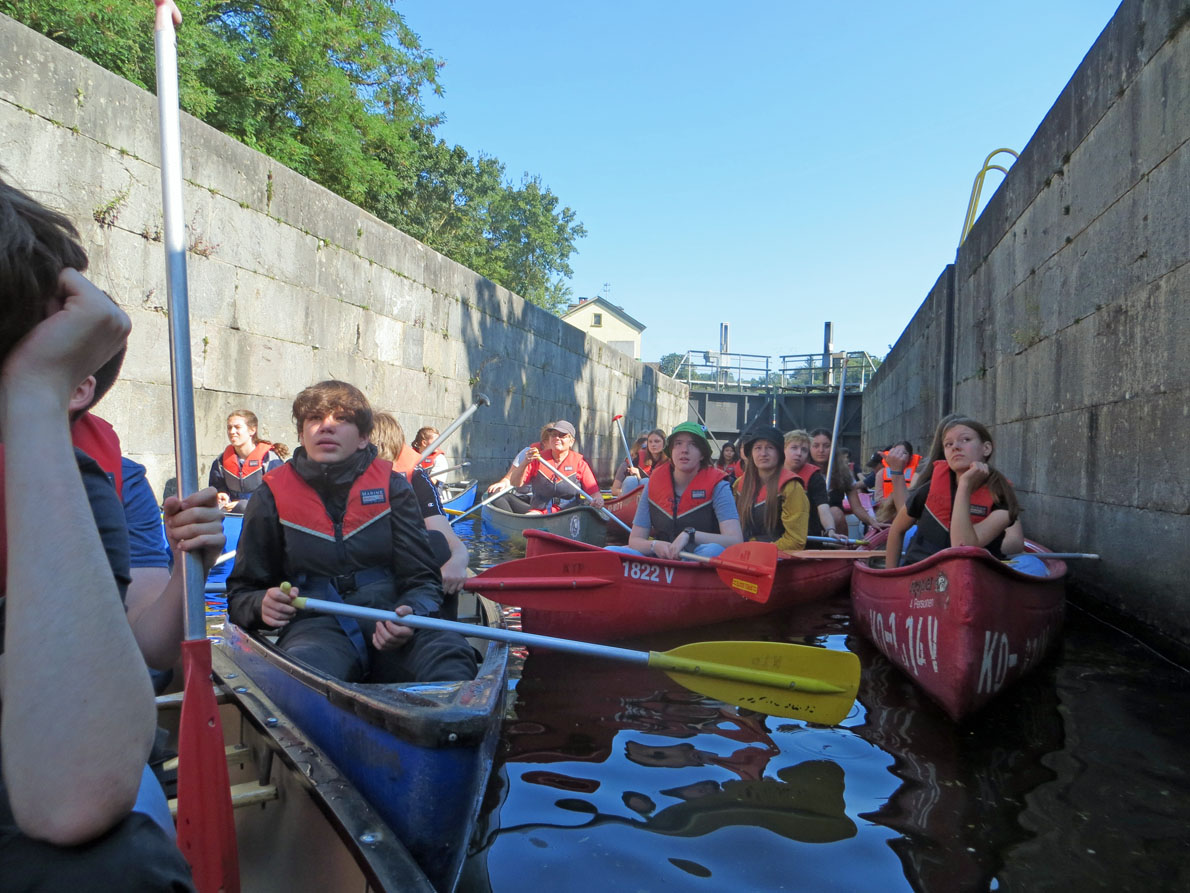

{"left": 417, "top": 449, "right": 444, "bottom": 472}
{"left": 880, "top": 453, "right": 922, "bottom": 499}
{"left": 646, "top": 465, "right": 727, "bottom": 541}
{"left": 922, "top": 460, "right": 998, "bottom": 530}
{"left": 636, "top": 449, "right": 668, "bottom": 477}
{"left": 737, "top": 469, "right": 800, "bottom": 542}
{"left": 219, "top": 441, "right": 275, "bottom": 498}
{"left": 72, "top": 412, "right": 124, "bottom": 497}
{"left": 390, "top": 445, "right": 420, "bottom": 477}
{"left": 788, "top": 462, "right": 819, "bottom": 493}
{"left": 265, "top": 458, "right": 393, "bottom": 544}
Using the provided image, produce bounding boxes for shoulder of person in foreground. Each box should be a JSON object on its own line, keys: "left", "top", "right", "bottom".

{"left": 710, "top": 477, "right": 740, "bottom": 521}
{"left": 121, "top": 457, "right": 170, "bottom": 570}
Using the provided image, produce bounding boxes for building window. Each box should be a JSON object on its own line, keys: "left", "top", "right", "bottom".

{"left": 592, "top": 312, "right": 603, "bottom": 327}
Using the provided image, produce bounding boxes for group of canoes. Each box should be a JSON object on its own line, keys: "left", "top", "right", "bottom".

{"left": 468, "top": 413, "right": 1067, "bottom": 724}
{"left": 201, "top": 406, "right": 1067, "bottom": 892}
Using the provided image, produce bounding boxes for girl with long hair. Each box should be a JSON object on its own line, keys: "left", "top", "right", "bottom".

{"left": 612, "top": 428, "right": 667, "bottom": 496}
{"left": 733, "top": 427, "right": 808, "bottom": 551}
{"left": 886, "top": 417, "right": 1029, "bottom": 568}
{"left": 807, "top": 427, "right": 885, "bottom": 534}
{"left": 209, "top": 409, "right": 283, "bottom": 513}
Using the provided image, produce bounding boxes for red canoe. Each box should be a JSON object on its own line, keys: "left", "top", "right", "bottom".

{"left": 850, "top": 542, "right": 1066, "bottom": 721}
{"left": 601, "top": 487, "right": 642, "bottom": 540}
{"left": 516, "top": 529, "right": 853, "bottom": 641}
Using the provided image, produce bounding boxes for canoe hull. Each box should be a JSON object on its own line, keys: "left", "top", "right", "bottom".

{"left": 850, "top": 544, "right": 1066, "bottom": 721}
{"left": 215, "top": 608, "right": 508, "bottom": 892}
{"left": 519, "top": 530, "right": 852, "bottom": 640}
{"left": 441, "top": 481, "right": 477, "bottom": 513}
{"left": 481, "top": 503, "right": 608, "bottom": 547}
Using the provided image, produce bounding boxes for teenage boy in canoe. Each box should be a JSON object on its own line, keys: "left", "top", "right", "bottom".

{"left": 0, "top": 176, "right": 198, "bottom": 886}
{"left": 614, "top": 421, "right": 743, "bottom": 560}
{"left": 226, "top": 381, "right": 478, "bottom": 683}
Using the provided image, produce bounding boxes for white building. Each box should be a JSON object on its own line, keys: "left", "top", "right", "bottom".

{"left": 561, "top": 297, "right": 646, "bottom": 361}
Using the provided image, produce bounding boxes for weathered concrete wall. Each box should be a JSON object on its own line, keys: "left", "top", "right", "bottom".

{"left": 0, "top": 13, "right": 686, "bottom": 492}
{"left": 863, "top": 0, "right": 1190, "bottom": 644}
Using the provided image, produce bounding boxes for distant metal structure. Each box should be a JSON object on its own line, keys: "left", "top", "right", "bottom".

{"left": 676, "top": 322, "right": 876, "bottom": 456}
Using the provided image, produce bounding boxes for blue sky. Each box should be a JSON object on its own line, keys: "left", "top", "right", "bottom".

{"left": 399, "top": 1, "right": 1122, "bottom": 363}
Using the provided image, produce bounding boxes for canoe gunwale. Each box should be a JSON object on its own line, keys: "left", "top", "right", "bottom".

{"left": 218, "top": 619, "right": 509, "bottom": 750}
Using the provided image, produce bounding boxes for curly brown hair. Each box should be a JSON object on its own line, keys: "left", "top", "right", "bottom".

{"left": 291, "top": 381, "right": 373, "bottom": 439}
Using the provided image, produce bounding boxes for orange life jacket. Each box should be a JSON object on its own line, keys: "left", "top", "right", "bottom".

{"left": 72, "top": 412, "right": 124, "bottom": 497}
{"left": 219, "top": 440, "right": 275, "bottom": 497}
{"left": 390, "top": 445, "right": 420, "bottom": 477}
{"left": 417, "top": 449, "right": 445, "bottom": 472}
{"left": 880, "top": 452, "right": 922, "bottom": 499}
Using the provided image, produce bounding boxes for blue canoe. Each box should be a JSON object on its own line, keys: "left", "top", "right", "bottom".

{"left": 216, "top": 600, "right": 508, "bottom": 892}
{"left": 440, "top": 480, "right": 477, "bottom": 513}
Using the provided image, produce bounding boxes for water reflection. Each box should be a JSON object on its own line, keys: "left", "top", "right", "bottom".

{"left": 850, "top": 636, "right": 1063, "bottom": 891}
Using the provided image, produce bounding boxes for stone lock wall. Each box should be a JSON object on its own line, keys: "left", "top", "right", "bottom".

{"left": 862, "top": 0, "right": 1190, "bottom": 645}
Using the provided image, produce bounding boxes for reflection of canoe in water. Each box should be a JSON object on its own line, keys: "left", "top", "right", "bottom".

{"left": 850, "top": 541, "right": 1066, "bottom": 720}
{"left": 215, "top": 599, "right": 509, "bottom": 892}
{"left": 158, "top": 647, "right": 435, "bottom": 891}
{"left": 516, "top": 530, "right": 852, "bottom": 640}
{"left": 850, "top": 636, "right": 1063, "bottom": 891}
{"left": 481, "top": 503, "right": 608, "bottom": 547}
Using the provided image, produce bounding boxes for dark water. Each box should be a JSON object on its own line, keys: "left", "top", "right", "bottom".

{"left": 452, "top": 519, "right": 1190, "bottom": 892}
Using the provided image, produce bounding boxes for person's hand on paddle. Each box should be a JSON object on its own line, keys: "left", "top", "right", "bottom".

{"left": 373, "top": 605, "right": 415, "bottom": 650}
{"left": 262, "top": 582, "right": 298, "bottom": 628}
{"left": 652, "top": 531, "right": 693, "bottom": 561}
{"left": 164, "top": 486, "right": 226, "bottom": 574}
{"left": 485, "top": 479, "right": 511, "bottom": 495}
{"left": 0, "top": 269, "right": 130, "bottom": 413}
{"left": 440, "top": 553, "right": 469, "bottom": 594}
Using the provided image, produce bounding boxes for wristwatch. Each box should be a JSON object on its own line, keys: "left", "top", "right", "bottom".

{"left": 683, "top": 527, "right": 697, "bottom": 547}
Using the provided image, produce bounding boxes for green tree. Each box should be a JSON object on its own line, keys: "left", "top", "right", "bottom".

{"left": 659, "top": 353, "right": 686, "bottom": 377}
{"left": 5, "top": 0, "right": 585, "bottom": 313}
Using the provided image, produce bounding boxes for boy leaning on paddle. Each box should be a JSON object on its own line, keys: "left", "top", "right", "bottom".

{"left": 0, "top": 175, "right": 199, "bottom": 887}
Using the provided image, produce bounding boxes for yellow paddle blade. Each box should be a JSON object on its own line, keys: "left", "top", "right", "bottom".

{"left": 650, "top": 641, "right": 860, "bottom": 725}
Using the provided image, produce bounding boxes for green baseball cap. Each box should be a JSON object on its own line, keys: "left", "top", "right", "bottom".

{"left": 666, "top": 421, "right": 711, "bottom": 459}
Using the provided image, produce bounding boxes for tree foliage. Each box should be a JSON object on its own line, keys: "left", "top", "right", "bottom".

{"left": 3, "top": 0, "right": 584, "bottom": 311}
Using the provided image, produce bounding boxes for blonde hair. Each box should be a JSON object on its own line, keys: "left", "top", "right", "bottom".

{"left": 370, "top": 412, "right": 405, "bottom": 461}
{"left": 784, "top": 429, "right": 810, "bottom": 448}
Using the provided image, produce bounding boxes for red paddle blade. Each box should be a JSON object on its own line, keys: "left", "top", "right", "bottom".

{"left": 709, "top": 542, "right": 777, "bottom": 603}
{"left": 177, "top": 639, "right": 240, "bottom": 893}
{"left": 464, "top": 551, "right": 620, "bottom": 608}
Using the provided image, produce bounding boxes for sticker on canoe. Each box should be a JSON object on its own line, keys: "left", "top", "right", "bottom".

{"left": 732, "top": 578, "right": 759, "bottom": 595}
{"left": 623, "top": 561, "right": 675, "bottom": 584}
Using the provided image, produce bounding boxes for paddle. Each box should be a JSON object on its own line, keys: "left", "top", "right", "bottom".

{"left": 416, "top": 393, "right": 490, "bottom": 463}
{"left": 612, "top": 414, "right": 639, "bottom": 478}
{"left": 429, "top": 460, "right": 470, "bottom": 480}
{"left": 449, "top": 484, "right": 512, "bottom": 526}
{"left": 674, "top": 541, "right": 778, "bottom": 602}
{"left": 289, "top": 595, "right": 860, "bottom": 724}
{"left": 807, "top": 535, "right": 868, "bottom": 547}
{"left": 152, "top": 2, "right": 239, "bottom": 890}
{"left": 780, "top": 549, "right": 877, "bottom": 560}
{"left": 533, "top": 453, "right": 633, "bottom": 535}
{"left": 824, "top": 361, "right": 847, "bottom": 489}
{"left": 1010, "top": 552, "right": 1100, "bottom": 560}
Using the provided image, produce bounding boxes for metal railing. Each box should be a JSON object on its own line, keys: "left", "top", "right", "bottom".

{"left": 675, "top": 351, "right": 772, "bottom": 392}
{"left": 776, "top": 351, "right": 880, "bottom": 391}
{"left": 673, "top": 350, "right": 880, "bottom": 393}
